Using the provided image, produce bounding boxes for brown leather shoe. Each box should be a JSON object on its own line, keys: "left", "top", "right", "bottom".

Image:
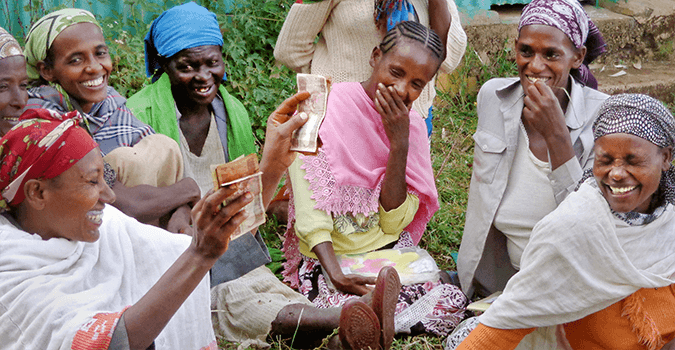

{"left": 371, "top": 266, "right": 400, "bottom": 350}
{"left": 339, "top": 300, "right": 380, "bottom": 350}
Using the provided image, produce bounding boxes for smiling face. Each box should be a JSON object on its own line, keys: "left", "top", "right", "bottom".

{"left": 593, "top": 133, "right": 673, "bottom": 214}
{"left": 515, "top": 25, "right": 585, "bottom": 104}
{"left": 365, "top": 39, "right": 440, "bottom": 108}
{"left": 38, "top": 22, "right": 112, "bottom": 113}
{"left": 0, "top": 56, "right": 28, "bottom": 136}
{"left": 162, "top": 45, "right": 225, "bottom": 107}
{"left": 37, "top": 148, "right": 116, "bottom": 242}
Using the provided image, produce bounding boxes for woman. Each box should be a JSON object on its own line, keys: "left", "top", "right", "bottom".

{"left": 457, "top": 0, "right": 609, "bottom": 300}
{"left": 455, "top": 93, "right": 675, "bottom": 350}
{"left": 284, "top": 21, "right": 467, "bottom": 338}
{"left": 22, "top": 8, "right": 201, "bottom": 232}
{"left": 127, "top": 1, "right": 255, "bottom": 197}
{"left": 0, "top": 108, "right": 246, "bottom": 349}
{"left": 0, "top": 27, "right": 27, "bottom": 136}
{"left": 274, "top": 0, "right": 467, "bottom": 135}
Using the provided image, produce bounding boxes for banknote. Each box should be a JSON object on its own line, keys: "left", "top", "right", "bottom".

{"left": 211, "top": 154, "right": 265, "bottom": 240}
{"left": 291, "top": 73, "right": 330, "bottom": 153}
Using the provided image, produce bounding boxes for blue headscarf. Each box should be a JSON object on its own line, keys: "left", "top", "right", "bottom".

{"left": 145, "top": 2, "right": 225, "bottom": 82}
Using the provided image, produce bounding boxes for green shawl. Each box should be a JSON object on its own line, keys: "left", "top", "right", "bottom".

{"left": 127, "top": 73, "right": 255, "bottom": 161}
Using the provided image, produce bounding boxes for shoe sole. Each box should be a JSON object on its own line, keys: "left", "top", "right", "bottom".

{"left": 339, "top": 300, "right": 380, "bottom": 350}
{"left": 371, "top": 266, "right": 401, "bottom": 350}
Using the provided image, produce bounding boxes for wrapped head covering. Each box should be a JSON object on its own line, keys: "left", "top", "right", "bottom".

{"left": 518, "top": 0, "right": 606, "bottom": 89}
{"left": 0, "top": 27, "right": 23, "bottom": 59}
{"left": 0, "top": 109, "right": 98, "bottom": 210}
{"left": 23, "top": 8, "right": 100, "bottom": 81}
{"left": 594, "top": 93, "right": 675, "bottom": 151}
{"left": 145, "top": 2, "right": 225, "bottom": 82}
{"left": 585, "top": 94, "right": 675, "bottom": 223}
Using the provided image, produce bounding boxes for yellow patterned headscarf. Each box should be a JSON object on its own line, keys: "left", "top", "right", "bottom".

{"left": 0, "top": 27, "right": 22, "bottom": 60}
{"left": 23, "top": 8, "right": 100, "bottom": 80}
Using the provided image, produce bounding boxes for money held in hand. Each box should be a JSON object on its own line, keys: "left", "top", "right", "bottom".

{"left": 291, "top": 73, "right": 330, "bottom": 153}
{"left": 211, "top": 154, "right": 266, "bottom": 240}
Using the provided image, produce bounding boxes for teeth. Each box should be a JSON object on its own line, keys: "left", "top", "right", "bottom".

{"left": 86, "top": 210, "right": 103, "bottom": 224}
{"left": 196, "top": 86, "right": 210, "bottom": 93}
{"left": 82, "top": 77, "right": 104, "bottom": 87}
{"left": 527, "top": 76, "right": 550, "bottom": 83}
{"left": 2, "top": 117, "right": 19, "bottom": 122}
{"left": 609, "top": 185, "right": 636, "bottom": 194}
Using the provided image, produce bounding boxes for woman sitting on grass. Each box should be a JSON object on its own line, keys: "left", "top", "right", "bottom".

{"left": 22, "top": 8, "right": 201, "bottom": 232}
{"left": 284, "top": 20, "right": 468, "bottom": 341}
{"left": 455, "top": 94, "right": 675, "bottom": 350}
{"left": 457, "top": 0, "right": 608, "bottom": 301}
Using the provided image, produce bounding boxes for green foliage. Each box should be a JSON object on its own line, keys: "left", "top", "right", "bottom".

{"left": 423, "top": 46, "right": 517, "bottom": 272}
{"left": 218, "top": 0, "right": 297, "bottom": 145}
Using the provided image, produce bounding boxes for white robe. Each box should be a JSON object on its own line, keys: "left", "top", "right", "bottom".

{"left": 0, "top": 205, "right": 215, "bottom": 350}
{"left": 481, "top": 180, "right": 675, "bottom": 329}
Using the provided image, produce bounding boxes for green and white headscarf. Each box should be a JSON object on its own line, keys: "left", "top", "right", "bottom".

{"left": 23, "top": 8, "right": 99, "bottom": 80}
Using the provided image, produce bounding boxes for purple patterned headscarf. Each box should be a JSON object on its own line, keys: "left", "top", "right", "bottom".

{"left": 518, "top": 0, "right": 606, "bottom": 89}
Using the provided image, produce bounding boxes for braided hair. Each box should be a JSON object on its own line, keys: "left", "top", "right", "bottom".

{"left": 379, "top": 20, "right": 446, "bottom": 63}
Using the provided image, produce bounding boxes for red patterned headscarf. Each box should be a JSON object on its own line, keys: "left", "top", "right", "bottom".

{"left": 0, "top": 109, "right": 98, "bottom": 210}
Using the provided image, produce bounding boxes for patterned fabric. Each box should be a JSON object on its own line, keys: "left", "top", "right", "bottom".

{"left": 0, "top": 108, "right": 97, "bottom": 210}
{"left": 579, "top": 93, "right": 675, "bottom": 226}
{"left": 518, "top": 0, "right": 606, "bottom": 88}
{"left": 0, "top": 26, "right": 22, "bottom": 59}
{"left": 295, "top": 233, "right": 467, "bottom": 337}
{"left": 145, "top": 2, "right": 225, "bottom": 82}
{"left": 374, "top": 0, "right": 419, "bottom": 31}
{"left": 445, "top": 316, "right": 480, "bottom": 350}
{"left": 594, "top": 93, "right": 675, "bottom": 150}
{"left": 71, "top": 308, "right": 127, "bottom": 350}
{"left": 24, "top": 8, "right": 99, "bottom": 80}
{"left": 26, "top": 85, "right": 155, "bottom": 156}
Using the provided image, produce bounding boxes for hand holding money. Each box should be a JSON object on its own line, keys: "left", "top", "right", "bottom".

{"left": 291, "top": 74, "right": 330, "bottom": 153}
{"left": 259, "top": 91, "right": 310, "bottom": 208}
{"left": 210, "top": 154, "right": 266, "bottom": 240}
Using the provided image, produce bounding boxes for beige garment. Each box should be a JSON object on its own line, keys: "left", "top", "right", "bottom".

{"left": 178, "top": 114, "right": 226, "bottom": 197}
{"left": 104, "top": 133, "right": 183, "bottom": 187}
{"left": 274, "top": 0, "right": 467, "bottom": 119}
{"left": 493, "top": 123, "right": 556, "bottom": 270}
{"left": 211, "top": 265, "right": 311, "bottom": 345}
{"left": 457, "top": 77, "right": 609, "bottom": 299}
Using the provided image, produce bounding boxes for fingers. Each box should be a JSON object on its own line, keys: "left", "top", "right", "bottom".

{"left": 271, "top": 91, "right": 311, "bottom": 124}
{"left": 277, "top": 111, "right": 309, "bottom": 135}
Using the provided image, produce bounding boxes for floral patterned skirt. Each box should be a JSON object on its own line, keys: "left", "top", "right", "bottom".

{"left": 296, "top": 247, "right": 468, "bottom": 337}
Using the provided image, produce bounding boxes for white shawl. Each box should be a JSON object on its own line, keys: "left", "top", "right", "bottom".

{"left": 481, "top": 181, "right": 675, "bottom": 329}
{"left": 0, "top": 205, "right": 215, "bottom": 350}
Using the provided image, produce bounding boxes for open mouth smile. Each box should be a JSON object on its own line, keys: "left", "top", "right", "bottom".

{"left": 526, "top": 76, "right": 550, "bottom": 84}
{"left": 195, "top": 85, "right": 213, "bottom": 94}
{"left": 607, "top": 184, "right": 637, "bottom": 195}
{"left": 82, "top": 76, "right": 104, "bottom": 88}
{"left": 86, "top": 210, "right": 103, "bottom": 225}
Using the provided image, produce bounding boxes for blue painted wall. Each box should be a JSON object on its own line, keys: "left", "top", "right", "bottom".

{"left": 0, "top": 0, "right": 234, "bottom": 43}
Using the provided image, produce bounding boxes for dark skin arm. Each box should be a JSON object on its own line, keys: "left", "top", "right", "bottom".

{"left": 259, "top": 91, "right": 310, "bottom": 209}
{"left": 521, "top": 80, "right": 575, "bottom": 171}
{"left": 110, "top": 178, "right": 201, "bottom": 225}
{"left": 428, "top": 0, "right": 452, "bottom": 53}
{"left": 123, "top": 185, "right": 252, "bottom": 350}
{"left": 313, "top": 242, "right": 377, "bottom": 295}
{"left": 376, "top": 83, "right": 409, "bottom": 211}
